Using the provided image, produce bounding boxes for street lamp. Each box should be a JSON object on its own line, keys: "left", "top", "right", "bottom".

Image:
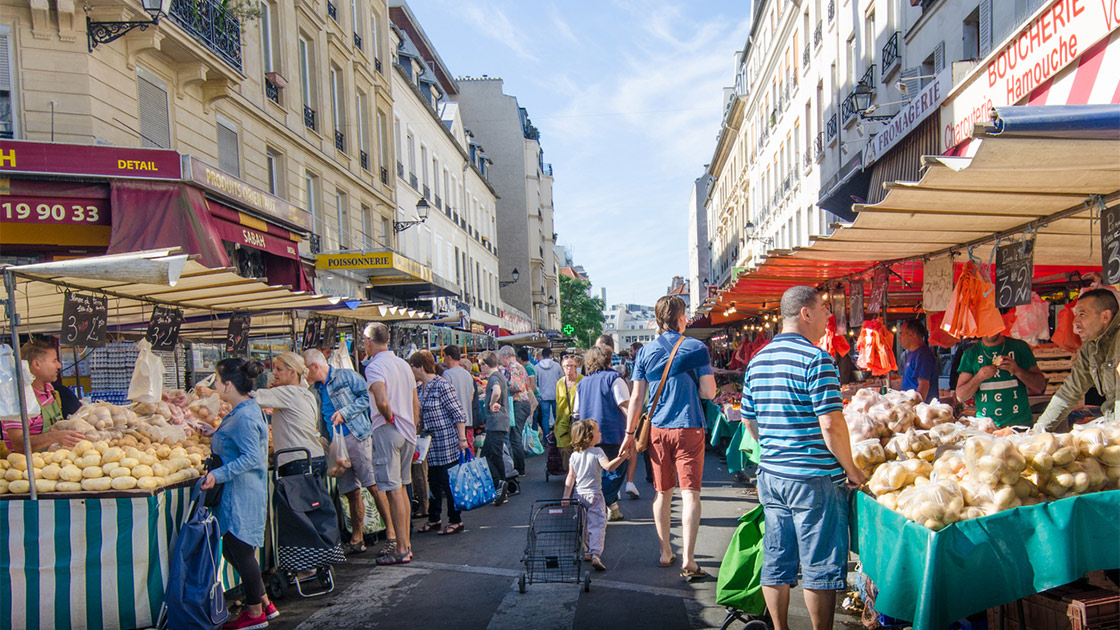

{"left": 88, "top": 0, "right": 173, "bottom": 52}
{"left": 499, "top": 267, "right": 520, "bottom": 288}
{"left": 853, "top": 82, "right": 896, "bottom": 122}
{"left": 393, "top": 198, "right": 431, "bottom": 233}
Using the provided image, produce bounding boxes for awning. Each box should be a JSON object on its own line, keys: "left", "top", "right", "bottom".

{"left": 816, "top": 159, "right": 870, "bottom": 221}
{"left": 316, "top": 250, "right": 456, "bottom": 300}
{"left": 494, "top": 331, "right": 550, "bottom": 347}
{"left": 106, "top": 180, "right": 229, "bottom": 269}
{"left": 309, "top": 302, "right": 435, "bottom": 322}
{"left": 989, "top": 104, "right": 1120, "bottom": 139}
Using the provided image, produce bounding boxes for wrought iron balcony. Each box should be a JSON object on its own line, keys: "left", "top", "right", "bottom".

{"left": 860, "top": 65, "right": 876, "bottom": 89}
{"left": 882, "top": 32, "right": 901, "bottom": 77}
{"left": 168, "top": 0, "right": 243, "bottom": 72}
{"left": 359, "top": 150, "right": 369, "bottom": 170}
{"left": 409, "top": 173, "right": 418, "bottom": 190}
{"left": 354, "top": 33, "right": 362, "bottom": 50}
{"left": 435, "top": 195, "right": 442, "bottom": 209}
{"left": 327, "top": 1, "right": 338, "bottom": 22}
{"left": 842, "top": 91, "right": 860, "bottom": 124}
{"left": 828, "top": 0, "right": 835, "bottom": 22}
{"left": 826, "top": 114, "right": 838, "bottom": 142}
{"left": 814, "top": 132, "right": 825, "bottom": 158}
{"left": 265, "top": 77, "right": 279, "bottom": 104}
{"left": 803, "top": 151, "right": 812, "bottom": 169}
{"left": 380, "top": 166, "right": 389, "bottom": 185}
{"left": 375, "top": 58, "right": 383, "bottom": 74}
{"left": 803, "top": 43, "right": 810, "bottom": 69}
{"left": 334, "top": 130, "right": 345, "bottom": 152}
{"left": 921, "top": 0, "right": 940, "bottom": 12}
{"left": 309, "top": 233, "right": 322, "bottom": 254}
{"left": 304, "top": 105, "right": 316, "bottom": 130}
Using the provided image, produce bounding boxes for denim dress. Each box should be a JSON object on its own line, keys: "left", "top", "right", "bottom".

{"left": 209, "top": 398, "right": 269, "bottom": 547}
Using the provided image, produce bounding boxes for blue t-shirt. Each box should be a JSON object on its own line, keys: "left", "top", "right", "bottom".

{"left": 901, "top": 345, "right": 939, "bottom": 402}
{"left": 741, "top": 333, "right": 845, "bottom": 482}
{"left": 632, "top": 330, "right": 714, "bottom": 430}
{"left": 318, "top": 367, "right": 350, "bottom": 436}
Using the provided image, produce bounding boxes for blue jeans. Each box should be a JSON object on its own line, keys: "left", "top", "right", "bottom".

{"left": 600, "top": 443, "right": 626, "bottom": 506}
{"left": 538, "top": 400, "right": 556, "bottom": 434}
{"left": 757, "top": 470, "right": 850, "bottom": 590}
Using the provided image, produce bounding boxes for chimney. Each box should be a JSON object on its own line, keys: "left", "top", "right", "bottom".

{"left": 601, "top": 287, "right": 607, "bottom": 305}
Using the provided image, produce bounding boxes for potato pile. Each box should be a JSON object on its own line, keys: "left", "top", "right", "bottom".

{"left": 0, "top": 436, "right": 207, "bottom": 494}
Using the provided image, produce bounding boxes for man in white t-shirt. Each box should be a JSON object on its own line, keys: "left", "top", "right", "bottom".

{"left": 363, "top": 322, "right": 419, "bottom": 566}
{"left": 442, "top": 345, "right": 478, "bottom": 435}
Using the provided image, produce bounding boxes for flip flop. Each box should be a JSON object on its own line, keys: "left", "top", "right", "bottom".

{"left": 416, "top": 521, "right": 440, "bottom": 534}
{"left": 342, "top": 541, "right": 366, "bottom": 555}
{"left": 376, "top": 550, "right": 412, "bottom": 566}
{"left": 591, "top": 555, "right": 607, "bottom": 571}
{"left": 438, "top": 522, "right": 464, "bottom": 535}
{"left": 680, "top": 568, "right": 711, "bottom": 582}
{"left": 657, "top": 555, "right": 677, "bottom": 568}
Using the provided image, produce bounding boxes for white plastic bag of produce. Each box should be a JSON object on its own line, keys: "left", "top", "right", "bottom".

{"left": 0, "top": 346, "right": 41, "bottom": 420}
{"left": 127, "top": 339, "right": 164, "bottom": 404}
{"left": 326, "top": 425, "right": 351, "bottom": 477}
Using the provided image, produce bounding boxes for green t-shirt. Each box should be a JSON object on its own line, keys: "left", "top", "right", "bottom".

{"left": 959, "top": 337, "right": 1038, "bottom": 427}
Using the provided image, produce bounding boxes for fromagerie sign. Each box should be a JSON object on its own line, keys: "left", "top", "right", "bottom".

{"left": 940, "top": 0, "right": 1120, "bottom": 152}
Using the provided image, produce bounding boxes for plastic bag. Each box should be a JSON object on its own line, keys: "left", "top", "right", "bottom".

{"left": 895, "top": 480, "right": 965, "bottom": 530}
{"left": 941, "top": 262, "right": 1005, "bottom": 339}
{"left": 127, "top": 339, "right": 165, "bottom": 404}
{"left": 856, "top": 321, "right": 898, "bottom": 376}
{"left": 326, "top": 426, "right": 351, "bottom": 477}
{"left": 963, "top": 434, "right": 1026, "bottom": 486}
{"left": 448, "top": 450, "right": 497, "bottom": 510}
{"left": 884, "top": 429, "right": 936, "bottom": 462}
{"left": 0, "top": 346, "right": 41, "bottom": 420}
{"left": 1051, "top": 302, "right": 1081, "bottom": 354}
{"left": 847, "top": 388, "right": 882, "bottom": 415}
{"left": 1009, "top": 293, "right": 1051, "bottom": 346}
{"left": 852, "top": 438, "right": 886, "bottom": 476}
{"left": 867, "top": 459, "right": 932, "bottom": 496}
{"left": 523, "top": 421, "right": 545, "bottom": 457}
{"left": 846, "top": 412, "right": 883, "bottom": 443}
{"left": 915, "top": 400, "right": 954, "bottom": 429}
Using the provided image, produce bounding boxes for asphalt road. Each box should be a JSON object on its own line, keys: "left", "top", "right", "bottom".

{"left": 259, "top": 446, "right": 864, "bottom": 630}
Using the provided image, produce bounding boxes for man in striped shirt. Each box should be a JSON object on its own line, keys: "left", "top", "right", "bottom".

{"left": 741, "top": 286, "right": 865, "bottom": 630}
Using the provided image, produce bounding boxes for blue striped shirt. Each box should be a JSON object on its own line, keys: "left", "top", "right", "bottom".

{"left": 741, "top": 333, "right": 844, "bottom": 481}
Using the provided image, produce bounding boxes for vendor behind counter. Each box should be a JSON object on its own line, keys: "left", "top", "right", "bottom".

{"left": 1, "top": 339, "right": 85, "bottom": 453}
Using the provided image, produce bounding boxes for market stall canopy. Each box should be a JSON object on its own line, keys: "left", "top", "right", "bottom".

{"left": 494, "top": 331, "right": 550, "bottom": 347}
{"left": 309, "top": 302, "right": 435, "bottom": 322}
{"left": 1, "top": 248, "right": 344, "bottom": 337}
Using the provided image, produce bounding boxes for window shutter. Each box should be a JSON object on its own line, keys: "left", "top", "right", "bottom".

{"left": 978, "top": 0, "right": 993, "bottom": 58}
{"left": 137, "top": 75, "right": 171, "bottom": 148}
{"left": 901, "top": 67, "right": 922, "bottom": 96}
{"left": 933, "top": 41, "right": 945, "bottom": 74}
{"left": 0, "top": 33, "right": 11, "bottom": 91}
{"left": 217, "top": 122, "right": 240, "bottom": 176}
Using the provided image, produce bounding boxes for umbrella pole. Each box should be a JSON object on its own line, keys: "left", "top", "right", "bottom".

{"left": 5, "top": 269, "right": 37, "bottom": 499}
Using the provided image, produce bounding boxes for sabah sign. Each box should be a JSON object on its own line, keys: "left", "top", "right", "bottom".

{"left": 940, "top": 0, "right": 1120, "bottom": 152}
{"left": 995, "top": 238, "right": 1036, "bottom": 309}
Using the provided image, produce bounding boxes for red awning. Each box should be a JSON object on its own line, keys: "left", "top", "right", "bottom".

{"left": 107, "top": 180, "right": 229, "bottom": 268}
{"left": 209, "top": 214, "right": 300, "bottom": 260}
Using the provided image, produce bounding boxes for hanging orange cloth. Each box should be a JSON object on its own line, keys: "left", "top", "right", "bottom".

{"left": 817, "top": 315, "right": 851, "bottom": 358}
{"left": 941, "top": 262, "right": 1005, "bottom": 339}
{"left": 926, "top": 312, "right": 960, "bottom": 349}
{"left": 856, "top": 320, "right": 897, "bottom": 376}
{"left": 1051, "top": 301, "right": 1082, "bottom": 353}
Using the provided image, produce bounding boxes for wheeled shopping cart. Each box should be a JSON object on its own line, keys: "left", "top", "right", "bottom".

{"left": 519, "top": 499, "right": 590, "bottom": 593}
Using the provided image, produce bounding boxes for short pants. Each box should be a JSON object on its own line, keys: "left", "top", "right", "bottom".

{"left": 338, "top": 433, "right": 376, "bottom": 494}
{"left": 371, "top": 423, "right": 416, "bottom": 492}
{"left": 649, "top": 426, "right": 705, "bottom": 492}
{"left": 757, "top": 470, "right": 851, "bottom": 590}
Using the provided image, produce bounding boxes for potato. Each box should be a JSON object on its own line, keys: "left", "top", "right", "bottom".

{"left": 119, "top": 457, "right": 140, "bottom": 469}
{"left": 40, "top": 463, "right": 61, "bottom": 480}
{"left": 82, "top": 465, "right": 104, "bottom": 479}
{"left": 4, "top": 468, "right": 25, "bottom": 482}
{"left": 1099, "top": 445, "right": 1120, "bottom": 466}
{"left": 34, "top": 479, "right": 57, "bottom": 493}
{"left": 9, "top": 479, "right": 30, "bottom": 493}
{"left": 110, "top": 476, "right": 138, "bottom": 490}
{"left": 101, "top": 462, "right": 120, "bottom": 475}
{"left": 136, "top": 476, "right": 160, "bottom": 489}
{"left": 108, "top": 466, "right": 131, "bottom": 478}
{"left": 55, "top": 481, "right": 82, "bottom": 492}
{"left": 81, "top": 477, "right": 113, "bottom": 491}
{"left": 60, "top": 465, "right": 83, "bottom": 482}
{"left": 93, "top": 441, "right": 110, "bottom": 454}
{"left": 31, "top": 454, "right": 46, "bottom": 469}
{"left": 1074, "top": 427, "right": 1106, "bottom": 458}
{"left": 72, "top": 440, "right": 93, "bottom": 456}
{"left": 131, "top": 464, "right": 154, "bottom": 478}
{"left": 0, "top": 479, "right": 7, "bottom": 494}
{"left": 1052, "top": 446, "right": 1077, "bottom": 467}
{"left": 155, "top": 445, "right": 172, "bottom": 459}
{"left": 169, "top": 447, "right": 188, "bottom": 459}
{"left": 0, "top": 460, "right": 8, "bottom": 470}
{"left": 7, "top": 453, "right": 27, "bottom": 471}
{"left": 76, "top": 453, "right": 101, "bottom": 469}
{"left": 124, "top": 448, "right": 144, "bottom": 460}
{"left": 168, "top": 470, "right": 191, "bottom": 484}
{"left": 138, "top": 454, "right": 157, "bottom": 466}
{"left": 152, "top": 463, "right": 169, "bottom": 478}
{"left": 51, "top": 449, "right": 72, "bottom": 464}
{"left": 101, "top": 447, "right": 124, "bottom": 463}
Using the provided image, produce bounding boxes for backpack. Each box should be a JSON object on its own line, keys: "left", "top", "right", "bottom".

{"left": 159, "top": 480, "right": 230, "bottom": 630}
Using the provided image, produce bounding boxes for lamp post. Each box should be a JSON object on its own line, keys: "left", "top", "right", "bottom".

{"left": 88, "top": 0, "right": 173, "bottom": 52}
{"left": 393, "top": 198, "right": 431, "bottom": 233}
{"left": 499, "top": 267, "right": 520, "bottom": 288}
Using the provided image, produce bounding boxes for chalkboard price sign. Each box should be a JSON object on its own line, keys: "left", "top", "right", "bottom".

{"left": 62, "top": 292, "right": 107, "bottom": 347}
{"left": 1102, "top": 203, "right": 1120, "bottom": 286}
{"left": 319, "top": 317, "right": 339, "bottom": 350}
{"left": 849, "top": 279, "right": 865, "bottom": 327}
{"left": 995, "top": 238, "right": 1035, "bottom": 309}
{"left": 226, "top": 313, "right": 251, "bottom": 356}
{"left": 302, "top": 316, "right": 322, "bottom": 351}
{"left": 145, "top": 306, "right": 182, "bottom": 351}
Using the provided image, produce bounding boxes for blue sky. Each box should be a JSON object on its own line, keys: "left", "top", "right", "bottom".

{"left": 406, "top": 1, "right": 752, "bottom": 307}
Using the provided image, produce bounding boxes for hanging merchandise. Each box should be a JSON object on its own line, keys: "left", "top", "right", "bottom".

{"left": 817, "top": 315, "right": 851, "bottom": 359}
{"left": 1009, "top": 293, "right": 1051, "bottom": 346}
{"left": 940, "top": 262, "right": 1004, "bottom": 339}
{"left": 0, "top": 347, "right": 41, "bottom": 420}
{"left": 832, "top": 286, "right": 848, "bottom": 334}
{"left": 856, "top": 320, "right": 897, "bottom": 376}
{"left": 923, "top": 255, "right": 954, "bottom": 312}
{"left": 1051, "top": 301, "right": 1082, "bottom": 354}
{"left": 849, "top": 280, "right": 865, "bottom": 327}
{"left": 127, "top": 339, "right": 165, "bottom": 404}
{"left": 925, "top": 312, "right": 959, "bottom": 349}
{"left": 868, "top": 268, "right": 889, "bottom": 315}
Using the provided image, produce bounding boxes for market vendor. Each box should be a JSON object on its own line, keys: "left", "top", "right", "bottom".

{"left": 1035, "top": 288, "right": 1120, "bottom": 432}
{"left": 898, "top": 319, "right": 939, "bottom": 403}
{"left": 1, "top": 339, "right": 86, "bottom": 452}
{"left": 955, "top": 332, "right": 1047, "bottom": 428}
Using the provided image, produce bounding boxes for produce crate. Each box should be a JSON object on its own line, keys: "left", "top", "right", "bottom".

{"left": 986, "top": 584, "right": 1120, "bottom": 630}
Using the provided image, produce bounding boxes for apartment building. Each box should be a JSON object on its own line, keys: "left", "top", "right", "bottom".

{"left": 687, "top": 172, "right": 713, "bottom": 315}
{"left": 385, "top": 2, "right": 501, "bottom": 327}
{"left": 1, "top": 0, "right": 397, "bottom": 299}
{"left": 456, "top": 78, "right": 561, "bottom": 333}
{"left": 602, "top": 303, "right": 656, "bottom": 349}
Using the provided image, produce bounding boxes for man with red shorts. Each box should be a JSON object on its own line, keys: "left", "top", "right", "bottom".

{"left": 622, "top": 295, "right": 717, "bottom": 581}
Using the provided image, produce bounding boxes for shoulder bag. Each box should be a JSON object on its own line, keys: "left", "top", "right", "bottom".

{"left": 636, "top": 336, "right": 686, "bottom": 453}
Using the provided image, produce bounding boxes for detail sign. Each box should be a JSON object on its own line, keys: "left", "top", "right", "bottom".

{"left": 995, "top": 238, "right": 1035, "bottom": 308}
{"left": 0, "top": 140, "right": 181, "bottom": 179}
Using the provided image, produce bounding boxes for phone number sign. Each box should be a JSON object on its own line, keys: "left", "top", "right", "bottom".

{"left": 0, "top": 195, "right": 109, "bottom": 225}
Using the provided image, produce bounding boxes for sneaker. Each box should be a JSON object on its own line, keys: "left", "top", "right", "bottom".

{"left": 507, "top": 480, "right": 521, "bottom": 496}
{"left": 608, "top": 503, "right": 624, "bottom": 521}
{"left": 264, "top": 601, "right": 279, "bottom": 620}
{"left": 625, "top": 482, "right": 640, "bottom": 499}
{"left": 223, "top": 609, "right": 268, "bottom": 630}
{"left": 493, "top": 482, "right": 508, "bottom": 506}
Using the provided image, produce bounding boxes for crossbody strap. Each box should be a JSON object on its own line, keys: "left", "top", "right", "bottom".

{"left": 647, "top": 336, "right": 686, "bottom": 420}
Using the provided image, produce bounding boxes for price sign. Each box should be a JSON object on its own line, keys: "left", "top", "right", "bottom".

{"left": 868, "top": 268, "right": 889, "bottom": 314}
{"left": 849, "top": 279, "right": 865, "bottom": 327}
{"left": 319, "top": 317, "right": 339, "bottom": 350}
{"left": 145, "top": 306, "right": 182, "bottom": 351}
{"left": 61, "top": 292, "right": 107, "bottom": 347}
{"left": 225, "top": 313, "right": 251, "bottom": 356}
{"left": 832, "top": 286, "right": 848, "bottom": 334}
{"left": 301, "top": 316, "right": 322, "bottom": 351}
{"left": 995, "top": 237, "right": 1035, "bottom": 309}
{"left": 1102, "top": 204, "right": 1120, "bottom": 286}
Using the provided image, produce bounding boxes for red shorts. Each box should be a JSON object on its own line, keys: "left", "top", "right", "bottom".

{"left": 649, "top": 426, "right": 705, "bottom": 492}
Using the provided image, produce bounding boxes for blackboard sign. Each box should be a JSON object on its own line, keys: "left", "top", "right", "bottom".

{"left": 995, "top": 238, "right": 1034, "bottom": 309}
{"left": 301, "top": 316, "right": 322, "bottom": 351}
{"left": 225, "top": 313, "right": 251, "bottom": 355}
{"left": 145, "top": 306, "right": 182, "bottom": 351}
{"left": 319, "top": 317, "right": 339, "bottom": 350}
{"left": 849, "top": 279, "right": 865, "bottom": 327}
{"left": 1102, "top": 203, "right": 1120, "bottom": 286}
{"left": 61, "top": 292, "right": 107, "bottom": 347}
{"left": 868, "top": 268, "right": 889, "bottom": 314}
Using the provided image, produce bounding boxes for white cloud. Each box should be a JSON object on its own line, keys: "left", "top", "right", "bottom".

{"left": 452, "top": 2, "right": 539, "bottom": 62}
{"left": 547, "top": 4, "right": 580, "bottom": 46}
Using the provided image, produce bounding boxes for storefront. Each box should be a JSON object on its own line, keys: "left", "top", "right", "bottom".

{"left": 315, "top": 250, "right": 456, "bottom": 304}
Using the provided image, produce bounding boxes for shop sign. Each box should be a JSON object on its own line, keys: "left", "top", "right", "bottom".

{"left": 0, "top": 140, "right": 181, "bottom": 179}
{"left": 145, "top": 306, "right": 182, "bottom": 351}
{"left": 183, "top": 156, "right": 313, "bottom": 232}
{"left": 923, "top": 255, "right": 954, "bottom": 312}
{"left": 0, "top": 193, "right": 109, "bottom": 226}
{"left": 863, "top": 69, "right": 951, "bottom": 166}
{"left": 62, "top": 292, "right": 107, "bottom": 348}
{"left": 940, "top": 0, "right": 1120, "bottom": 152}
{"left": 501, "top": 310, "right": 533, "bottom": 334}
{"left": 225, "top": 313, "right": 251, "bottom": 356}
{"left": 316, "top": 251, "right": 433, "bottom": 283}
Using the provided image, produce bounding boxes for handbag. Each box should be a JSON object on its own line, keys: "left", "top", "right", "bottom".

{"left": 448, "top": 450, "right": 497, "bottom": 510}
{"left": 636, "top": 336, "right": 686, "bottom": 453}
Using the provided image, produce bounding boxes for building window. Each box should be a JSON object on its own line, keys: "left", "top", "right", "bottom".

{"left": 298, "top": 35, "right": 317, "bottom": 128}
{"left": 216, "top": 115, "right": 240, "bottom": 177}
{"left": 306, "top": 171, "right": 322, "bottom": 236}
{"left": 0, "top": 25, "right": 18, "bottom": 139}
{"left": 350, "top": 0, "right": 362, "bottom": 49}
{"left": 963, "top": 6, "right": 980, "bottom": 60}
{"left": 265, "top": 148, "right": 283, "bottom": 197}
{"left": 335, "top": 190, "right": 349, "bottom": 249}
{"left": 377, "top": 111, "right": 389, "bottom": 174}
{"left": 370, "top": 13, "right": 380, "bottom": 61}
{"left": 421, "top": 145, "right": 429, "bottom": 192}
{"left": 360, "top": 203, "right": 372, "bottom": 248}
{"left": 864, "top": 11, "right": 875, "bottom": 67}
{"left": 357, "top": 90, "right": 370, "bottom": 168}
{"left": 406, "top": 133, "right": 416, "bottom": 179}
{"left": 137, "top": 69, "right": 171, "bottom": 148}
{"left": 260, "top": 1, "right": 278, "bottom": 73}
{"left": 329, "top": 64, "right": 345, "bottom": 150}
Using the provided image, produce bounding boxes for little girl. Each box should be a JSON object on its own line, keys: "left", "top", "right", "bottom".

{"left": 563, "top": 419, "right": 628, "bottom": 571}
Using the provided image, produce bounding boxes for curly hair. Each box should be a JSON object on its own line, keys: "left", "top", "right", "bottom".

{"left": 570, "top": 419, "right": 598, "bottom": 451}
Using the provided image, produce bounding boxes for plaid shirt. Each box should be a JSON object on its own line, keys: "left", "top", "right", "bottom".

{"left": 417, "top": 376, "right": 466, "bottom": 467}
{"left": 313, "top": 367, "right": 373, "bottom": 440}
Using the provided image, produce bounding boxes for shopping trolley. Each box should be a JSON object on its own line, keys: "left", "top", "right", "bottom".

{"left": 518, "top": 499, "right": 590, "bottom": 593}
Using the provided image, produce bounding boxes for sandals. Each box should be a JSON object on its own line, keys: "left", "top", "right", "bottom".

{"left": 657, "top": 554, "right": 677, "bottom": 568}
{"left": 590, "top": 555, "right": 607, "bottom": 571}
{"left": 377, "top": 539, "right": 397, "bottom": 557}
{"left": 680, "top": 567, "right": 711, "bottom": 582}
{"left": 342, "top": 541, "right": 366, "bottom": 555}
{"left": 438, "top": 522, "right": 464, "bottom": 535}
{"left": 376, "top": 550, "right": 413, "bottom": 566}
{"left": 416, "top": 522, "right": 440, "bottom": 534}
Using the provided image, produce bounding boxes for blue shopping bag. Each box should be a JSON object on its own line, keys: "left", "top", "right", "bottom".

{"left": 523, "top": 420, "right": 545, "bottom": 457}
{"left": 448, "top": 449, "right": 497, "bottom": 510}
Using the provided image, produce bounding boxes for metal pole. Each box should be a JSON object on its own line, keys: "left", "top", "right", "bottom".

{"left": 5, "top": 269, "right": 37, "bottom": 499}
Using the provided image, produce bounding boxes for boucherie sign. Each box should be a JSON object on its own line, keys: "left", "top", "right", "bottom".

{"left": 940, "top": 0, "right": 1120, "bottom": 152}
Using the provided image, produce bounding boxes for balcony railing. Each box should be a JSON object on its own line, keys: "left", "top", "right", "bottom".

{"left": 814, "top": 132, "right": 825, "bottom": 159}
{"left": 326, "top": 1, "right": 338, "bottom": 22}
{"left": 814, "top": 21, "right": 822, "bottom": 48}
{"left": 380, "top": 166, "right": 389, "bottom": 185}
{"left": 304, "top": 105, "right": 316, "bottom": 130}
{"left": 860, "top": 65, "right": 876, "bottom": 90}
{"left": 826, "top": 114, "right": 838, "bottom": 143}
{"left": 265, "top": 77, "right": 279, "bottom": 103}
{"left": 309, "top": 233, "right": 322, "bottom": 254}
{"left": 168, "top": 0, "right": 243, "bottom": 72}
{"left": 803, "top": 43, "right": 810, "bottom": 70}
{"left": 354, "top": 33, "right": 362, "bottom": 50}
{"left": 803, "top": 151, "right": 812, "bottom": 169}
{"left": 434, "top": 195, "right": 442, "bottom": 209}
{"left": 359, "top": 150, "right": 369, "bottom": 170}
{"left": 334, "top": 130, "right": 345, "bottom": 152}
{"left": 921, "top": 0, "right": 939, "bottom": 12}
{"left": 882, "top": 32, "right": 901, "bottom": 78}
{"left": 842, "top": 91, "right": 861, "bottom": 124}
{"left": 828, "top": 0, "right": 835, "bottom": 23}
{"left": 409, "top": 173, "right": 418, "bottom": 190}
{"left": 375, "top": 58, "right": 383, "bottom": 74}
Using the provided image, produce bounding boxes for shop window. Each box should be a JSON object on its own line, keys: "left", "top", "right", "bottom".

{"left": 137, "top": 69, "right": 171, "bottom": 148}
{"left": 963, "top": 6, "right": 980, "bottom": 61}
{"left": 0, "top": 25, "right": 17, "bottom": 139}
{"left": 217, "top": 115, "right": 240, "bottom": 177}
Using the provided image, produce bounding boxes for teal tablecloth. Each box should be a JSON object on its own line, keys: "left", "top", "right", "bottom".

{"left": 853, "top": 489, "right": 1120, "bottom": 630}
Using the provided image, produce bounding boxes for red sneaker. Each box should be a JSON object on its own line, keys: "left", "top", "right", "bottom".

{"left": 223, "top": 609, "right": 268, "bottom": 630}
{"left": 264, "top": 601, "right": 279, "bottom": 620}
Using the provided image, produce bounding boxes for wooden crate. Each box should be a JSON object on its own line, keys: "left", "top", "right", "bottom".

{"left": 987, "top": 584, "right": 1120, "bottom": 630}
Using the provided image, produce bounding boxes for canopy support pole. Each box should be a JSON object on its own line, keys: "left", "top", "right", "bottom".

{"left": 4, "top": 269, "right": 37, "bottom": 499}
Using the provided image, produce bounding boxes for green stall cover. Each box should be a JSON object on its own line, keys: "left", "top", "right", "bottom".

{"left": 853, "top": 489, "right": 1120, "bottom": 630}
